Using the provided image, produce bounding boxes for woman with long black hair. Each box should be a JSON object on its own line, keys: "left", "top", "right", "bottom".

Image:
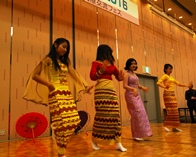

{"left": 90, "top": 44, "right": 127, "bottom": 152}
{"left": 23, "top": 38, "right": 93, "bottom": 157}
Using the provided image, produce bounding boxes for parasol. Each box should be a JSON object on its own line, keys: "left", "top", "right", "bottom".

{"left": 74, "top": 110, "right": 90, "bottom": 134}
{"left": 16, "top": 112, "right": 48, "bottom": 140}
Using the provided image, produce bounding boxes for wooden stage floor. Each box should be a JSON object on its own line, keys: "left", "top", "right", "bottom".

{"left": 1, "top": 123, "right": 196, "bottom": 157}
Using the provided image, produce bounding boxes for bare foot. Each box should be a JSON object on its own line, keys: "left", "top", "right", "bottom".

{"left": 91, "top": 140, "right": 100, "bottom": 150}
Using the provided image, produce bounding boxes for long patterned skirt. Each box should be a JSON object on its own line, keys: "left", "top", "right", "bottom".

{"left": 92, "top": 79, "right": 122, "bottom": 145}
{"left": 163, "top": 90, "right": 180, "bottom": 128}
{"left": 48, "top": 85, "right": 80, "bottom": 155}
{"left": 125, "top": 91, "right": 152, "bottom": 138}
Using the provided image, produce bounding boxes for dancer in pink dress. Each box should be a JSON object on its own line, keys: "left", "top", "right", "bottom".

{"left": 123, "top": 58, "right": 152, "bottom": 141}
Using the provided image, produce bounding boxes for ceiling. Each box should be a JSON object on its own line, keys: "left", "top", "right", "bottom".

{"left": 147, "top": 0, "right": 196, "bottom": 34}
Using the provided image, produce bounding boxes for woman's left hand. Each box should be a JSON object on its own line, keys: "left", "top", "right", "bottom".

{"left": 118, "top": 70, "right": 124, "bottom": 81}
{"left": 142, "top": 86, "right": 149, "bottom": 92}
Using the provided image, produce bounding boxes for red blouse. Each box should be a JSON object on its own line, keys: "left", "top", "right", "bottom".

{"left": 90, "top": 61, "right": 120, "bottom": 81}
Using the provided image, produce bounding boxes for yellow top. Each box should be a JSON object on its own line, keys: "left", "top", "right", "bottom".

{"left": 23, "top": 57, "right": 88, "bottom": 106}
{"left": 157, "top": 74, "right": 180, "bottom": 91}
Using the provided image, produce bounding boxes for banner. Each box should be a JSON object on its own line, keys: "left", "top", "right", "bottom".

{"left": 84, "top": 0, "right": 139, "bottom": 25}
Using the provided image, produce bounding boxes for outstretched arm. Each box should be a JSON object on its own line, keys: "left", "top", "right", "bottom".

{"left": 138, "top": 84, "right": 149, "bottom": 92}
{"left": 178, "top": 83, "right": 191, "bottom": 88}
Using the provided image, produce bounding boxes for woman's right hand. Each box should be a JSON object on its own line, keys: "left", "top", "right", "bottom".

{"left": 133, "top": 88, "right": 138, "bottom": 97}
{"left": 48, "top": 83, "right": 55, "bottom": 92}
{"left": 85, "top": 85, "right": 94, "bottom": 94}
{"left": 188, "top": 81, "right": 193, "bottom": 88}
{"left": 102, "top": 60, "right": 109, "bottom": 70}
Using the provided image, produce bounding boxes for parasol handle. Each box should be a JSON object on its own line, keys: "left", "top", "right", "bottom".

{"left": 31, "top": 128, "right": 35, "bottom": 143}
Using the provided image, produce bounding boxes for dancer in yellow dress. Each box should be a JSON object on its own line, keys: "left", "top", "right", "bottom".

{"left": 23, "top": 38, "right": 93, "bottom": 157}
{"left": 157, "top": 63, "right": 191, "bottom": 132}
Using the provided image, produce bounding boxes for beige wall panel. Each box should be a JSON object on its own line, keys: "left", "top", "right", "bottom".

{"left": 162, "top": 21, "right": 173, "bottom": 64}
{"left": 170, "top": 25, "right": 179, "bottom": 63}
{"left": 74, "top": 0, "right": 98, "bottom": 130}
{"left": 143, "top": 30, "right": 157, "bottom": 76}
{"left": 184, "top": 34, "right": 194, "bottom": 82}
{"left": 162, "top": 19, "right": 171, "bottom": 34}
{"left": 188, "top": 37, "right": 196, "bottom": 84}
{"left": 131, "top": 24, "right": 145, "bottom": 73}
{"left": 97, "top": 9, "right": 116, "bottom": 47}
{"left": 132, "top": 0, "right": 148, "bottom": 71}
{"left": 164, "top": 38, "right": 173, "bottom": 64}
{"left": 116, "top": 20, "right": 133, "bottom": 62}
{"left": 13, "top": 0, "right": 49, "bottom": 12}
{"left": 0, "top": 0, "right": 11, "bottom": 141}
{"left": 144, "top": 40, "right": 157, "bottom": 75}
{"left": 151, "top": 13, "right": 163, "bottom": 35}
{"left": 140, "top": 0, "right": 153, "bottom": 29}
{"left": 142, "top": 28, "right": 156, "bottom": 74}
{"left": 172, "top": 30, "right": 187, "bottom": 108}
{"left": 154, "top": 41, "right": 165, "bottom": 77}
{"left": 10, "top": 0, "right": 50, "bottom": 140}
{"left": 141, "top": 7, "right": 152, "bottom": 27}
{"left": 53, "top": 0, "right": 72, "bottom": 40}
{"left": 171, "top": 24, "right": 180, "bottom": 40}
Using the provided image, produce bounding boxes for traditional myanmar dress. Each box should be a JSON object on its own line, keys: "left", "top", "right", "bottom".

{"left": 157, "top": 74, "right": 180, "bottom": 128}
{"left": 124, "top": 72, "right": 152, "bottom": 139}
{"left": 23, "top": 57, "right": 88, "bottom": 155}
{"left": 90, "top": 61, "right": 122, "bottom": 145}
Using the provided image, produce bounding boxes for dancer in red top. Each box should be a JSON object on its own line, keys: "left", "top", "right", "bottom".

{"left": 90, "top": 44, "right": 127, "bottom": 152}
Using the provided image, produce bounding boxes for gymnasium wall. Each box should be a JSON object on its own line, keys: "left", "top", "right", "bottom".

{"left": 0, "top": 0, "right": 195, "bottom": 141}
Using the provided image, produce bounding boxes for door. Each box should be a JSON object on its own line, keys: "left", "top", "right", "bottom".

{"left": 138, "top": 75, "right": 161, "bottom": 122}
